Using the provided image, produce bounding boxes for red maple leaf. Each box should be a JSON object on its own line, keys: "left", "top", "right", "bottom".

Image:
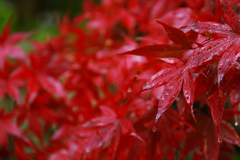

{"left": 182, "top": 114, "right": 240, "bottom": 160}
{"left": 0, "top": 107, "right": 25, "bottom": 148}
{"left": 0, "top": 62, "right": 25, "bottom": 104}
{"left": 180, "top": 0, "right": 240, "bottom": 141}
{"left": 49, "top": 106, "right": 143, "bottom": 159}
{"left": 0, "top": 19, "right": 30, "bottom": 69}
{"left": 119, "top": 22, "right": 198, "bottom": 126}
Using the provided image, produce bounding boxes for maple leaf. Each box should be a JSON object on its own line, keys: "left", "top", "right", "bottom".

{"left": 131, "top": 57, "right": 195, "bottom": 129}
{"left": 0, "top": 107, "right": 24, "bottom": 148}
{"left": 219, "top": 0, "right": 240, "bottom": 34}
{"left": 0, "top": 19, "right": 30, "bottom": 69}
{"left": 15, "top": 53, "right": 67, "bottom": 101}
{"left": 155, "top": 20, "right": 193, "bottom": 49}
{"left": 2, "top": 0, "right": 240, "bottom": 159}
{"left": 193, "top": 64, "right": 217, "bottom": 105}
{"left": 182, "top": 114, "right": 240, "bottom": 159}
{"left": 119, "top": 21, "right": 197, "bottom": 58}
{"left": 134, "top": 106, "right": 189, "bottom": 159}
{"left": 16, "top": 95, "right": 58, "bottom": 140}
{"left": 182, "top": 1, "right": 240, "bottom": 85}
{"left": 50, "top": 106, "right": 143, "bottom": 159}
{"left": 118, "top": 44, "right": 187, "bottom": 58}
{"left": 119, "top": 21, "right": 200, "bottom": 128}
{"left": 180, "top": 0, "right": 240, "bottom": 140}
{"left": 0, "top": 63, "right": 24, "bottom": 104}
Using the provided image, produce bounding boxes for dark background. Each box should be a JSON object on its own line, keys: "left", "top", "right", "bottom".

{"left": 0, "top": 0, "right": 84, "bottom": 40}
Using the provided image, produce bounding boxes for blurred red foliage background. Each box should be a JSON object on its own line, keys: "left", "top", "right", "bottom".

{"left": 1, "top": 0, "right": 240, "bottom": 159}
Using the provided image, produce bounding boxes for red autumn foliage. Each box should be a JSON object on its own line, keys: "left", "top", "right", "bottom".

{"left": 1, "top": 0, "right": 240, "bottom": 159}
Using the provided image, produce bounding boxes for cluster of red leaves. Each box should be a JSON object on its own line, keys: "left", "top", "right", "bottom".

{"left": 1, "top": 0, "right": 240, "bottom": 159}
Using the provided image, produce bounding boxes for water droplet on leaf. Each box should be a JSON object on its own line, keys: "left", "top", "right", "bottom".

{"left": 218, "top": 137, "right": 222, "bottom": 144}
{"left": 235, "top": 122, "right": 238, "bottom": 126}
{"left": 152, "top": 126, "right": 157, "bottom": 132}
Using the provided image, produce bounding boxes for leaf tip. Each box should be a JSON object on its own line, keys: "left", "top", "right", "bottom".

{"left": 235, "top": 121, "right": 238, "bottom": 126}
{"left": 154, "top": 19, "right": 164, "bottom": 25}
{"left": 152, "top": 126, "right": 157, "bottom": 132}
{"left": 218, "top": 136, "right": 222, "bottom": 144}
{"left": 190, "top": 105, "right": 197, "bottom": 123}
{"left": 141, "top": 83, "right": 150, "bottom": 91}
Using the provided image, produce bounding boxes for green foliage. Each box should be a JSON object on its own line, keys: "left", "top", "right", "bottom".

{"left": 0, "top": 0, "right": 15, "bottom": 31}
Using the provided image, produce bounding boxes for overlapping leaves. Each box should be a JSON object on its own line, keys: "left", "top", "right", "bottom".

{"left": 120, "top": 0, "right": 240, "bottom": 146}
{"left": 1, "top": 0, "right": 240, "bottom": 159}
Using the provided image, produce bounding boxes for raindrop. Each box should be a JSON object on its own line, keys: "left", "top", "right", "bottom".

{"left": 127, "top": 88, "right": 132, "bottom": 93}
{"left": 235, "top": 122, "right": 238, "bottom": 126}
{"left": 152, "top": 126, "right": 157, "bottom": 132}
{"left": 218, "top": 137, "right": 222, "bottom": 144}
{"left": 142, "top": 85, "right": 148, "bottom": 90}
